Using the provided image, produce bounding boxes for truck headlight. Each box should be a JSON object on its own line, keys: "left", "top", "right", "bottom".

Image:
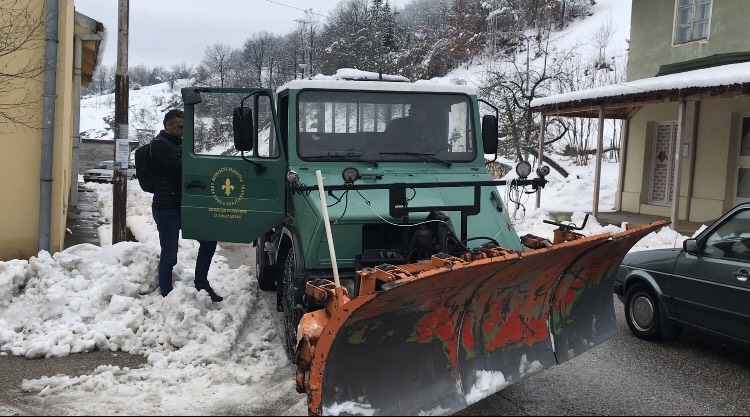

{"left": 342, "top": 167, "right": 360, "bottom": 184}
{"left": 515, "top": 161, "right": 532, "bottom": 178}
{"left": 286, "top": 171, "right": 300, "bottom": 184}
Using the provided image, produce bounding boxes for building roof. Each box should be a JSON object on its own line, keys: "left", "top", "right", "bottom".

{"left": 531, "top": 62, "right": 750, "bottom": 118}
{"left": 74, "top": 11, "right": 106, "bottom": 87}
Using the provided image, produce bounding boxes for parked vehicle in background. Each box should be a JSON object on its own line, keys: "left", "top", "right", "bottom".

{"left": 615, "top": 203, "right": 750, "bottom": 348}
{"left": 83, "top": 160, "right": 136, "bottom": 183}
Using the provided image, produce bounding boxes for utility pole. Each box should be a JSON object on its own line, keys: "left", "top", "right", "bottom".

{"left": 113, "top": 0, "right": 129, "bottom": 244}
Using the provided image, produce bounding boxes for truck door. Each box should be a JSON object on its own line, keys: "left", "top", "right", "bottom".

{"left": 180, "top": 88, "right": 286, "bottom": 243}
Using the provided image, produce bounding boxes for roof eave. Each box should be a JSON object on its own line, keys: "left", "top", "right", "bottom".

{"left": 533, "top": 83, "right": 750, "bottom": 118}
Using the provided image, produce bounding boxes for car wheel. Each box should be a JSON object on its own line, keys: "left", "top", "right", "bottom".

{"left": 624, "top": 284, "right": 662, "bottom": 341}
{"left": 255, "top": 235, "right": 277, "bottom": 291}
{"left": 282, "top": 248, "right": 305, "bottom": 361}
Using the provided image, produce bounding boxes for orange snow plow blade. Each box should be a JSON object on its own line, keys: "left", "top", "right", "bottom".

{"left": 295, "top": 221, "right": 667, "bottom": 416}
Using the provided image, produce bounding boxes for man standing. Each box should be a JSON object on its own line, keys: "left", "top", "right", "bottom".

{"left": 151, "top": 109, "right": 223, "bottom": 302}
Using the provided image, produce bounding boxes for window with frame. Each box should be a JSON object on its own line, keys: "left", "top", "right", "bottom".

{"left": 674, "top": 0, "right": 712, "bottom": 44}
{"left": 295, "top": 90, "right": 476, "bottom": 163}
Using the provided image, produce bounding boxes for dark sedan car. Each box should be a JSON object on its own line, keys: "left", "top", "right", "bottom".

{"left": 615, "top": 203, "right": 750, "bottom": 348}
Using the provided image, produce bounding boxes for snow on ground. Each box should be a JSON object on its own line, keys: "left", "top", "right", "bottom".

{"left": 0, "top": 164, "right": 695, "bottom": 415}
{"left": 0, "top": 1, "right": 698, "bottom": 414}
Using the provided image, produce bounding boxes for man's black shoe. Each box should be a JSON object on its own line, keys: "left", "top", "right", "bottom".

{"left": 201, "top": 286, "right": 223, "bottom": 302}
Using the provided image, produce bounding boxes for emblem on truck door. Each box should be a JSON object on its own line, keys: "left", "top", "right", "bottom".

{"left": 210, "top": 166, "right": 246, "bottom": 207}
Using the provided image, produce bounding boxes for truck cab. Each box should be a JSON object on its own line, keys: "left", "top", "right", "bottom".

{"left": 180, "top": 77, "right": 518, "bottom": 358}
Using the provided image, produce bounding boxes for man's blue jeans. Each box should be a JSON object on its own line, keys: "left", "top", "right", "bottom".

{"left": 153, "top": 208, "right": 217, "bottom": 296}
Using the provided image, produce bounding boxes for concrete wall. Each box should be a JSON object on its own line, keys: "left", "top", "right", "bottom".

{"left": 628, "top": 0, "right": 750, "bottom": 80}
{"left": 622, "top": 97, "right": 750, "bottom": 223}
{"left": 78, "top": 140, "right": 138, "bottom": 173}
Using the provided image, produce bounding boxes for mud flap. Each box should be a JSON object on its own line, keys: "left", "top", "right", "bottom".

{"left": 307, "top": 222, "right": 666, "bottom": 416}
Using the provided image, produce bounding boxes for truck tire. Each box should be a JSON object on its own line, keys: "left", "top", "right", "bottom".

{"left": 282, "top": 248, "right": 305, "bottom": 361}
{"left": 255, "top": 235, "right": 277, "bottom": 291}
{"left": 624, "top": 284, "right": 662, "bottom": 341}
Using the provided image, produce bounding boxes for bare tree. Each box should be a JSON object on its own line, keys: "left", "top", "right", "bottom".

{"left": 591, "top": 17, "right": 615, "bottom": 67}
{"left": 482, "top": 34, "right": 573, "bottom": 172}
{"left": 201, "top": 43, "right": 233, "bottom": 87}
{"left": 243, "top": 32, "right": 276, "bottom": 86}
{"left": 0, "top": 1, "right": 45, "bottom": 129}
{"left": 296, "top": 9, "right": 321, "bottom": 78}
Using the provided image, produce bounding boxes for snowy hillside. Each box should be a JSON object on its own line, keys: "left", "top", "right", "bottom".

{"left": 80, "top": 79, "right": 193, "bottom": 142}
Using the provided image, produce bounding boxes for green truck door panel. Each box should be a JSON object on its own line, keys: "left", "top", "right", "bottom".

{"left": 181, "top": 88, "right": 286, "bottom": 243}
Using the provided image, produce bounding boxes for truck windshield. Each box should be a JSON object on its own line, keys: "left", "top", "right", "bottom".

{"left": 297, "top": 91, "right": 476, "bottom": 163}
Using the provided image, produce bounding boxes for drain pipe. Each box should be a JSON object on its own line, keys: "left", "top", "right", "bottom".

{"left": 39, "top": 0, "right": 59, "bottom": 252}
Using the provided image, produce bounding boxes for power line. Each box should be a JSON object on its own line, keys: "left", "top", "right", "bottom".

{"left": 261, "top": 0, "right": 330, "bottom": 19}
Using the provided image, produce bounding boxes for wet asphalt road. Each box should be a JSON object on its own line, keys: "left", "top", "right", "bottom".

{"left": 2, "top": 243, "right": 749, "bottom": 415}
{"left": 459, "top": 299, "right": 750, "bottom": 416}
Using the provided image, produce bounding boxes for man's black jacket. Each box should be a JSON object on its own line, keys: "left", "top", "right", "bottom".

{"left": 150, "top": 131, "right": 182, "bottom": 209}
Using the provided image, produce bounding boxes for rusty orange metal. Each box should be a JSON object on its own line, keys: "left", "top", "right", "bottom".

{"left": 294, "top": 221, "right": 668, "bottom": 416}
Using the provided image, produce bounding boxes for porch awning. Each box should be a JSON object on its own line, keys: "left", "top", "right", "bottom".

{"left": 74, "top": 12, "right": 106, "bottom": 87}
{"left": 531, "top": 62, "right": 750, "bottom": 118}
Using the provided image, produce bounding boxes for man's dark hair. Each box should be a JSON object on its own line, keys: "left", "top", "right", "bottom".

{"left": 163, "top": 109, "right": 184, "bottom": 126}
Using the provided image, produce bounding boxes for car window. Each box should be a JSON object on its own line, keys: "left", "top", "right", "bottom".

{"left": 93, "top": 162, "right": 113, "bottom": 169}
{"left": 703, "top": 209, "right": 750, "bottom": 261}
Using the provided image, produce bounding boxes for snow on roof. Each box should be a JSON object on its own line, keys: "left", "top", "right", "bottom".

{"left": 531, "top": 61, "right": 750, "bottom": 109}
{"left": 277, "top": 68, "right": 478, "bottom": 95}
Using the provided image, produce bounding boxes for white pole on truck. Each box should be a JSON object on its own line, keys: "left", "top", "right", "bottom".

{"left": 315, "top": 170, "right": 341, "bottom": 288}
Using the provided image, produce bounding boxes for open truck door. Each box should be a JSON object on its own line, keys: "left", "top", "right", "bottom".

{"left": 180, "top": 88, "right": 286, "bottom": 243}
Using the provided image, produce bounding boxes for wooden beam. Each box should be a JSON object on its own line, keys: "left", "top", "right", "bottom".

{"left": 685, "top": 101, "right": 700, "bottom": 220}
{"left": 535, "top": 84, "right": 748, "bottom": 118}
{"left": 615, "top": 118, "right": 629, "bottom": 211}
{"left": 536, "top": 115, "right": 546, "bottom": 209}
{"left": 671, "top": 100, "right": 688, "bottom": 229}
{"left": 593, "top": 107, "right": 604, "bottom": 219}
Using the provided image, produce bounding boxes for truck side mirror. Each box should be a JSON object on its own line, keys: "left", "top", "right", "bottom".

{"left": 233, "top": 107, "right": 254, "bottom": 152}
{"left": 181, "top": 88, "right": 203, "bottom": 105}
{"left": 482, "top": 115, "right": 498, "bottom": 155}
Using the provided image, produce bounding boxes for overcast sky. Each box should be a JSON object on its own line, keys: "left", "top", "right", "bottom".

{"left": 74, "top": 0, "right": 404, "bottom": 69}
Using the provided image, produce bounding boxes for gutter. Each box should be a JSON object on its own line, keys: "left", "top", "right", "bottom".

{"left": 39, "top": 0, "right": 59, "bottom": 252}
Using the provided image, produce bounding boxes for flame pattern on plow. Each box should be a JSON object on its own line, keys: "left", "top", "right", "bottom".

{"left": 311, "top": 222, "right": 667, "bottom": 416}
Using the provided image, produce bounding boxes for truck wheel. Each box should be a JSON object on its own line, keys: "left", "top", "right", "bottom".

{"left": 255, "top": 236, "right": 276, "bottom": 291}
{"left": 282, "top": 248, "right": 304, "bottom": 361}
{"left": 624, "top": 284, "right": 662, "bottom": 341}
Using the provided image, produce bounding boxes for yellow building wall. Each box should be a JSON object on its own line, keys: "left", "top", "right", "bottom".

{"left": 0, "top": 0, "right": 76, "bottom": 260}
{"left": 622, "top": 98, "right": 750, "bottom": 224}
{"left": 53, "top": 1, "right": 76, "bottom": 256}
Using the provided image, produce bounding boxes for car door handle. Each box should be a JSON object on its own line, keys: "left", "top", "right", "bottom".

{"left": 185, "top": 180, "right": 206, "bottom": 190}
{"left": 733, "top": 268, "right": 749, "bottom": 282}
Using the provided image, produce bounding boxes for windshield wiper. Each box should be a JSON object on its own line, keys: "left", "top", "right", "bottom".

{"left": 305, "top": 151, "right": 379, "bottom": 167}
{"left": 379, "top": 151, "right": 452, "bottom": 167}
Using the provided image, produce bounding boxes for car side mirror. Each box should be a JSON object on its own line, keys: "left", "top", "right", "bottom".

{"left": 684, "top": 238, "right": 699, "bottom": 255}
{"left": 481, "top": 115, "right": 498, "bottom": 155}
{"left": 233, "top": 106, "right": 254, "bottom": 152}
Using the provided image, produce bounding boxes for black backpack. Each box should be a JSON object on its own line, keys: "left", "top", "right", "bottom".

{"left": 134, "top": 139, "right": 159, "bottom": 193}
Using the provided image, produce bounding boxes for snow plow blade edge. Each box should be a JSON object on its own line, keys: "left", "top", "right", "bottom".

{"left": 301, "top": 221, "right": 667, "bottom": 416}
